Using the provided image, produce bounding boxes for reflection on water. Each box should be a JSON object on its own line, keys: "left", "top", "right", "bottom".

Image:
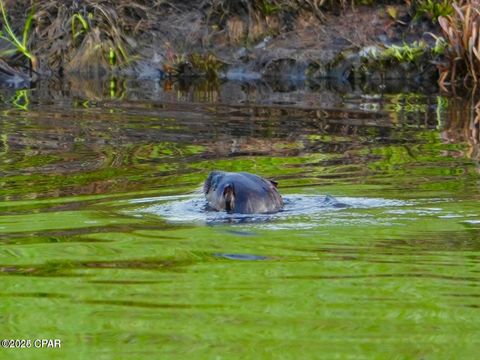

{"left": 0, "top": 77, "right": 479, "bottom": 359}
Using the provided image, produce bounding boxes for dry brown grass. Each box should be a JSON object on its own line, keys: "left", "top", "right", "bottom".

{"left": 30, "top": 0, "right": 159, "bottom": 74}
{"left": 0, "top": 0, "right": 394, "bottom": 77}
{"left": 203, "top": 0, "right": 352, "bottom": 44}
{"left": 438, "top": 0, "right": 480, "bottom": 86}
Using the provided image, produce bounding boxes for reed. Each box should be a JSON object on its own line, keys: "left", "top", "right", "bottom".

{"left": 438, "top": 0, "right": 480, "bottom": 85}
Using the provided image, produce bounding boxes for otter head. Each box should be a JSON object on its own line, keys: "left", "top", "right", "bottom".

{"left": 204, "top": 171, "right": 236, "bottom": 212}
{"left": 204, "top": 170, "right": 283, "bottom": 214}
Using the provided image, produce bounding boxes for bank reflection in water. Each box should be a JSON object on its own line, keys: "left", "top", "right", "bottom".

{"left": 0, "top": 78, "right": 478, "bottom": 201}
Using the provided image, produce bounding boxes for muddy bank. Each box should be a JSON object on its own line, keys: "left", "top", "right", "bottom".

{"left": 120, "top": 2, "right": 442, "bottom": 84}
{"left": 0, "top": 1, "right": 444, "bottom": 87}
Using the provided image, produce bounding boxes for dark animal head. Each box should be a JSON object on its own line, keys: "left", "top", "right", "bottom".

{"left": 204, "top": 170, "right": 283, "bottom": 214}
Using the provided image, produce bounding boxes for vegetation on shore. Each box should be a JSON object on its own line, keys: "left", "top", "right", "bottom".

{"left": 0, "top": 0, "right": 36, "bottom": 71}
{"left": 0, "top": 0, "right": 478, "bottom": 88}
{"left": 438, "top": 0, "right": 480, "bottom": 86}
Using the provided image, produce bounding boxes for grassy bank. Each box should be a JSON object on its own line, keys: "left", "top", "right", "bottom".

{"left": 0, "top": 0, "right": 478, "bottom": 87}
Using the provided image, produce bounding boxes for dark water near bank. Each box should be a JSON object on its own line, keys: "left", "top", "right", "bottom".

{"left": 0, "top": 78, "right": 479, "bottom": 359}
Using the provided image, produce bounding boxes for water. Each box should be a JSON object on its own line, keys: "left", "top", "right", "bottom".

{"left": 0, "top": 78, "right": 479, "bottom": 359}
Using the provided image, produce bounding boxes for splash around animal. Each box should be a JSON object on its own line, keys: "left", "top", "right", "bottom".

{"left": 204, "top": 171, "right": 283, "bottom": 214}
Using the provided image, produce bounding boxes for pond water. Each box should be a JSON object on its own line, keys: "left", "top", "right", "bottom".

{"left": 0, "top": 78, "right": 479, "bottom": 359}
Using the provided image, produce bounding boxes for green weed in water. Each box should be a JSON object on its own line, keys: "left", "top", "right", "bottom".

{"left": 108, "top": 77, "right": 126, "bottom": 99}
{"left": 11, "top": 89, "right": 30, "bottom": 110}
{"left": 385, "top": 93, "right": 428, "bottom": 114}
{"left": 436, "top": 95, "right": 449, "bottom": 128}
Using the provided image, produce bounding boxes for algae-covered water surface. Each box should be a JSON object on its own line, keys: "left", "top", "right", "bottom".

{"left": 0, "top": 79, "right": 479, "bottom": 359}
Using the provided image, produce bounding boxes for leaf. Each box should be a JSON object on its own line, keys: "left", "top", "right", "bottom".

{"left": 463, "top": 5, "right": 471, "bottom": 49}
{"left": 438, "top": 16, "right": 450, "bottom": 34}
{"left": 470, "top": 23, "right": 478, "bottom": 55}
{"left": 386, "top": 6, "right": 398, "bottom": 20}
{"left": 452, "top": 2, "right": 465, "bottom": 22}
{"left": 22, "top": 9, "right": 34, "bottom": 47}
{"left": 473, "top": 46, "right": 480, "bottom": 61}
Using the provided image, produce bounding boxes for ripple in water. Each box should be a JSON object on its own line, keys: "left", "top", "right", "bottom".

{"left": 132, "top": 194, "right": 411, "bottom": 226}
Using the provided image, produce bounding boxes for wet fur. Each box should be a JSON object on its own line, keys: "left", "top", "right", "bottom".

{"left": 204, "top": 171, "right": 283, "bottom": 214}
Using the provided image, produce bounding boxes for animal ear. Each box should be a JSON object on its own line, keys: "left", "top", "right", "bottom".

{"left": 223, "top": 184, "right": 234, "bottom": 197}
{"left": 269, "top": 180, "right": 278, "bottom": 188}
{"left": 204, "top": 171, "right": 222, "bottom": 193}
{"left": 204, "top": 172, "right": 214, "bottom": 193}
{"left": 223, "top": 184, "right": 235, "bottom": 212}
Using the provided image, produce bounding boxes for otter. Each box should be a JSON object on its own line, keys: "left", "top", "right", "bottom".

{"left": 204, "top": 171, "right": 283, "bottom": 214}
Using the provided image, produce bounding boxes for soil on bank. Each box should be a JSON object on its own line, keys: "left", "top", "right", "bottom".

{"left": 0, "top": 1, "right": 442, "bottom": 86}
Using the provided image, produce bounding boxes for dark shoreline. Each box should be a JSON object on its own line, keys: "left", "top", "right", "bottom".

{"left": 0, "top": 1, "right": 446, "bottom": 88}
